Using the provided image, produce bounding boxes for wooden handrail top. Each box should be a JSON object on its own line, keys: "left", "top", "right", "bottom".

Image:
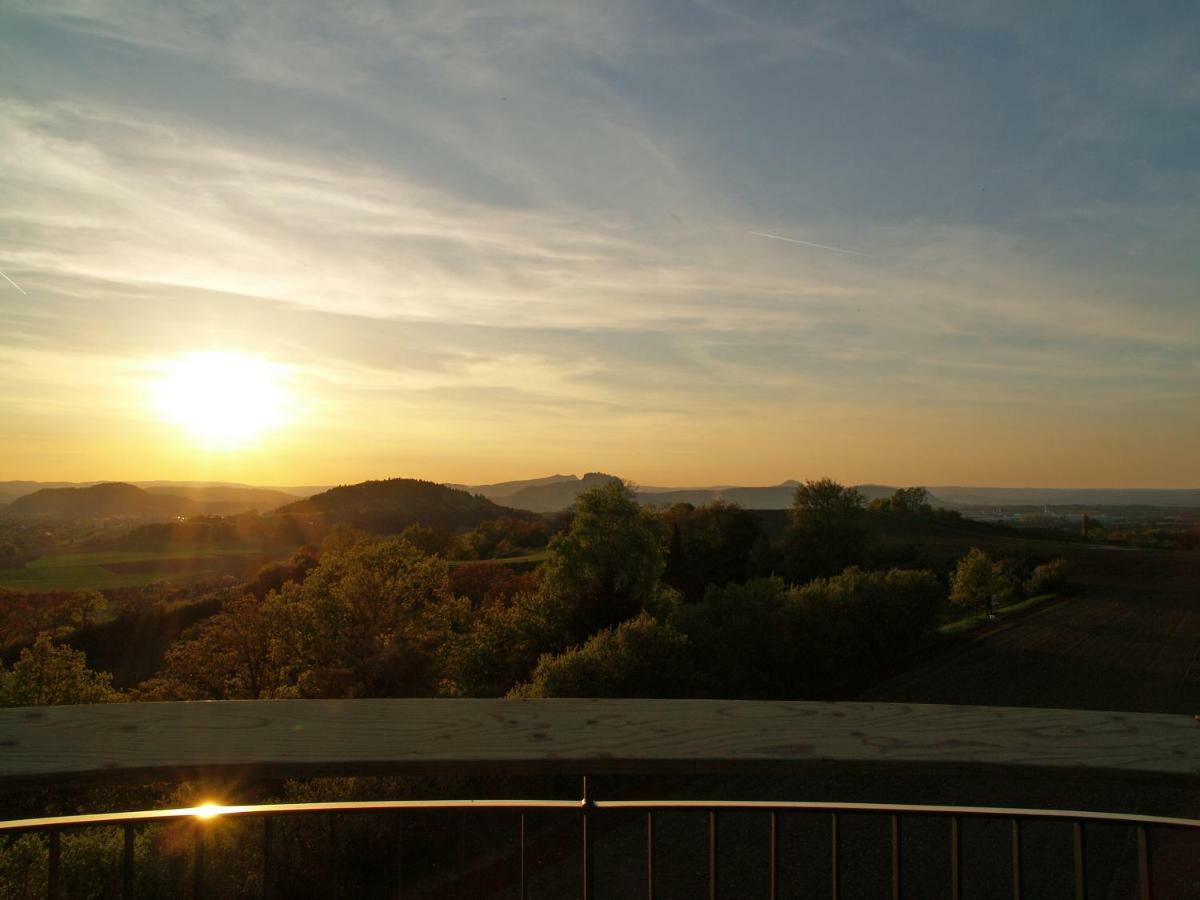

{"left": 0, "top": 699, "right": 1196, "bottom": 788}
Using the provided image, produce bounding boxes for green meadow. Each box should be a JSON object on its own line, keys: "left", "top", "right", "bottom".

{"left": 0, "top": 548, "right": 264, "bottom": 590}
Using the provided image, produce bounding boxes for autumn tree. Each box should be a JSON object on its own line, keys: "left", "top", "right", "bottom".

{"left": 950, "top": 547, "right": 1006, "bottom": 617}
{"left": 0, "top": 634, "right": 120, "bottom": 706}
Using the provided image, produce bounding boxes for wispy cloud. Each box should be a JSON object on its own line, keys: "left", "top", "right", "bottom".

{"left": 1, "top": 0, "right": 1198, "bottom": 484}
{"left": 0, "top": 270, "right": 27, "bottom": 295}
{"left": 748, "top": 230, "right": 867, "bottom": 256}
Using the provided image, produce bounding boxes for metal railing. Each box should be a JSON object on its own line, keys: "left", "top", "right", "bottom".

{"left": 2, "top": 699, "right": 1197, "bottom": 897}
{"left": 3, "top": 783, "right": 1198, "bottom": 899}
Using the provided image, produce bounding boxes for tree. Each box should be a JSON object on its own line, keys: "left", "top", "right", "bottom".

{"left": 887, "top": 487, "right": 932, "bottom": 515}
{"left": 540, "top": 481, "right": 666, "bottom": 640}
{"left": 659, "top": 501, "right": 763, "bottom": 600}
{"left": 783, "top": 479, "right": 868, "bottom": 583}
{"left": 510, "top": 612, "right": 691, "bottom": 698}
{"left": 144, "top": 534, "right": 469, "bottom": 700}
{"left": 448, "top": 562, "right": 539, "bottom": 608}
{"left": 140, "top": 591, "right": 276, "bottom": 700}
{"left": 0, "top": 634, "right": 120, "bottom": 706}
{"left": 950, "top": 547, "right": 1005, "bottom": 617}
{"left": 1026, "top": 559, "right": 1068, "bottom": 595}
{"left": 268, "top": 534, "right": 466, "bottom": 698}
{"left": 439, "top": 586, "right": 575, "bottom": 697}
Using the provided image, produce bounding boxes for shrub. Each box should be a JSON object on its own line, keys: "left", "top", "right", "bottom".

{"left": 1026, "top": 558, "right": 1067, "bottom": 595}
{"left": 510, "top": 612, "right": 692, "bottom": 698}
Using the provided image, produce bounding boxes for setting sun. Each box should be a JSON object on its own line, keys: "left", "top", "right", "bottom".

{"left": 152, "top": 352, "right": 292, "bottom": 449}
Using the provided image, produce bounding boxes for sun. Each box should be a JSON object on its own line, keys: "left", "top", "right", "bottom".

{"left": 152, "top": 352, "right": 292, "bottom": 449}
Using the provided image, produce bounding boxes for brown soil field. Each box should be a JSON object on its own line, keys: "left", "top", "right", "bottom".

{"left": 863, "top": 547, "right": 1200, "bottom": 715}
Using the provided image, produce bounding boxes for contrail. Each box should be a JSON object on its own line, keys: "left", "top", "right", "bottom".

{"left": 748, "top": 230, "right": 866, "bottom": 257}
{"left": 0, "top": 270, "right": 27, "bottom": 295}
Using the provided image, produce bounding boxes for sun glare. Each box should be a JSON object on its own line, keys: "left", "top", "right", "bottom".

{"left": 193, "top": 802, "right": 224, "bottom": 820}
{"left": 153, "top": 352, "right": 292, "bottom": 449}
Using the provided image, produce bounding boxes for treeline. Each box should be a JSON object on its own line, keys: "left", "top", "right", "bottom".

{"left": 1, "top": 480, "right": 1071, "bottom": 707}
{"left": 130, "top": 481, "right": 947, "bottom": 702}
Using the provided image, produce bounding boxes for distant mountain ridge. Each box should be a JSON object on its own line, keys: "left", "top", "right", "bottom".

{"left": 6, "top": 483, "right": 191, "bottom": 519}
{"left": 2, "top": 482, "right": 303, "bottom": 519}
{"left": 447, "top": 476, "right": 1200, "bottom": 512}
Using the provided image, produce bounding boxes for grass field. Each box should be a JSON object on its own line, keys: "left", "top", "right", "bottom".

{"left": 446, "top": 549, "right": 550, "bottom": 568}
{"left": 0, "top": 547, "right": 265, "bottom": 590}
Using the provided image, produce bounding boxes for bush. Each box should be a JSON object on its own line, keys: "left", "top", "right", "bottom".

{"left": 1026, "top": 558, "right": 1067, "bottom": 595}
{"left": 510, "top": 612, "right": 692, "bottom": 698}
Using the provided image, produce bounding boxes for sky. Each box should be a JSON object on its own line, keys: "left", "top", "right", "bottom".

{"left": 1, "top": 0, "right": 1198, "bottom": 488}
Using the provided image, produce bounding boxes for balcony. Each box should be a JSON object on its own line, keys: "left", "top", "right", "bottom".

{"left": 1, "top": 699, "right": 1197, "bottom": 897}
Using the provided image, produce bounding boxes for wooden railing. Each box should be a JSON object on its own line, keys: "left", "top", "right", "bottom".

{"left": 0, "top": 700, "right": 1197, "bottom": 898}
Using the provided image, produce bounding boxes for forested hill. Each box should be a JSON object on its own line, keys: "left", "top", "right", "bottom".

{"left": 275, "top": 478, "right": 529, "bottom": 532}
{"left": 5, "top": 483, "right": 187, "bottom": 519}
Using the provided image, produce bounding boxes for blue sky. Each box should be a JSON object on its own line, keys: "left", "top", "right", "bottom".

{"left": 0, "top": 1, "right": 1197, "bottom": 486}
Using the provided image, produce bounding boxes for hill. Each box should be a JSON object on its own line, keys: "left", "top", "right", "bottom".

{"left": 140, "top": 484, "right": 300, "bottom": 514}
{"left": 5, "top": 483, "right": 189, "bottom": 519}
{"left": 276, "top": 478, "right": 527, "bottom": 533}
{"left": 496, "top": 473, "right": 622, "bottom": 512}
{"left": 445, "top": 474, "right": 576, "bottom": 501}
{"left": 0, "top": 481, "right": 89, "bottom": 506}
{"left": 466, "top": 475, "right": 933, "bottom": 512}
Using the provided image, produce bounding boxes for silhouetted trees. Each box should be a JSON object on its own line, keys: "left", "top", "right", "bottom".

{"left": 539, "top": 480, "right": 666, "bottom": 641}
{"left": 511, "top": 612, "right": 691, "bottom": 698}
{"left": 783, "top": 479, "right": 869, "bottom": 583}
{"left": 659, "top": 500, "right": 763, "bottom": 600}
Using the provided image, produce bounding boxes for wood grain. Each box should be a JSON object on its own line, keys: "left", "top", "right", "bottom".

{"left": 0, "top": 699, "right": 1196, "bottom": 790}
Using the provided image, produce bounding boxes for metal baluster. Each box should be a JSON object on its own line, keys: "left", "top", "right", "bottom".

{"left": 1010, "top": 819, "right": 1021, "bottom": 900}
{"left": 393, "top": 812, "right": 404, "bottom": 900}
{"left": 831, "top": 813, "right": 839, "bottom": 900}
{"left": 1073, "top": 821, "right": 1087, "bottom": 900}
{"left": 950, "top": 817, "right": 961, "bottom": 900}
{"left": 1137, "top": 825, "right": 1153, "bottom": 900}
{"left": 47, "top": 829, "right": 62, "bottom": 900}
{"left": 769, "top": 811, "right": 778, "bottom": 900}
{"left": 194, "top": 822, "right": 205, "bottom": 900}
{"left": 708, "top": 810, "right": 718, "bottom": 900}
{"left": 262, "top": 817, "right": 273, "bottom": 900}
{"left": 582, "top": 776, "right": 593, "bottom": 900}
{"left": 892, "top": 814, "right": 902, "bottom": 900}
{"left": 123, "top": 823, "right": 136, "bottom": 900}
{"left": 519, "top": 812, "right": 527, "bottom": 900}
{"left": 646, "top": 811, "right": 655, "bottom": 900}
